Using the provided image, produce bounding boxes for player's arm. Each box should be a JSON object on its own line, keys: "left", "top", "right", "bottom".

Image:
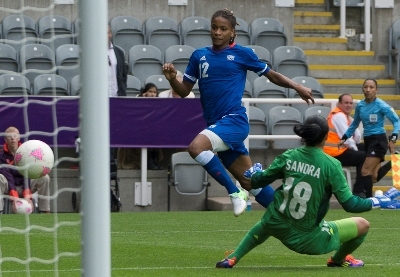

{"left": 162, "top": 63, "right": 194, "bottom": 98}
{"left": 264, "top": 69, "right": 314, "bottom": 105}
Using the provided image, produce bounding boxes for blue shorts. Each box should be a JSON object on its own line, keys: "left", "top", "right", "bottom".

{"left": 206, "top": 113, "right": 249, "bottom": 168}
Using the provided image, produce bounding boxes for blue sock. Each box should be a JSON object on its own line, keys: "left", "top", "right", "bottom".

{"left": 251, "top": 186, "right": 274, "bottom": 209}
{"left": 203, "top": 155, "right": 239, "bottom": 194}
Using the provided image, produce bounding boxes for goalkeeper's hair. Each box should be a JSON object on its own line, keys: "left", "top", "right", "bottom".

{"left": 293, "top": 115, "right": 329, "bottom": 146}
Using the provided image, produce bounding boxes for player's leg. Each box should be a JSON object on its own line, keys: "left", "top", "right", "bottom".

{"left": 226, "top": 154, "right": 274, "bottom": 208}
{"left": 30, "top": 175, "right": 50, "bottom": 213}
{"left": 188, "top": 131, "right": 248, "bottom": 216}
{"left": 361, "top": 157, "right": 382, "bottom": 197}
{"left": 327, "top": 217, "right": 369, "bottom": 267}
{"left": 216, "top": 220, "right": 270, "bottom": 268}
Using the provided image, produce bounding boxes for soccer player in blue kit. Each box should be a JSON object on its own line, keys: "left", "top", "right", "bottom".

{"left": 338, "top": 79, "right": 399, "bottom": 198}
{"left": 162, "top": 9, "right": 314, "bottom": 216}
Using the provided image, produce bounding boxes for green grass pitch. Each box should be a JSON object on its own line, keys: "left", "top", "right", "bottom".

{"left": 0, "top": 209, "right": 399, "bottom": 276}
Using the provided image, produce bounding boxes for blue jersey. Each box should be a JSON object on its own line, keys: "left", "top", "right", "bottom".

{"left": 345, "top": 97, "right": 400, "bottom": 137}
{"left": 183, "top": 43, "right": 270, "bottom": 125}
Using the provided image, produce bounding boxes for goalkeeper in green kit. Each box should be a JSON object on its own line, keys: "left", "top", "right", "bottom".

{"left": 216, "top": 115, "right": 392, "bottom": 268}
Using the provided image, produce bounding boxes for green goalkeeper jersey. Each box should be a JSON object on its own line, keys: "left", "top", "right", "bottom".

{"left": 251, "top": 146, "right": 372, "bottom": 232}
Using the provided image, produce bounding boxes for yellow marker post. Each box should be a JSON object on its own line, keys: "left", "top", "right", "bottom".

{"left": 391, "top": 154, "right": 400, "bottom": 188}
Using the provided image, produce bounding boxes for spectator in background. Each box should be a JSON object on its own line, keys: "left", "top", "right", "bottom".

{"left": 108, "top": 25, "right": 128, "bottom": 162}
{"left": 0, "top": 126, "right": 50, "bottom": 214}
{"left": 338, "top": 79, "right": 400, "bottom": 198}
{"left": 323, "top": 94, "right": 366, "bottom": 196}
{"left": 118, "top": 83, "right": 163, "bottom": 170}
{"left": 158, "top": 71, "right": 195, "bottom": 98}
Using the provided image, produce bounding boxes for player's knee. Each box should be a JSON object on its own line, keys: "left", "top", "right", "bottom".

{"left": 355, "top": 217, "right": 370, "bottom": 235}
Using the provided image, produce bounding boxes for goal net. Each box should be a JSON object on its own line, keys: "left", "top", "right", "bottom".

{"left": 0, "top": 0, "right": 110, "bottom": 276}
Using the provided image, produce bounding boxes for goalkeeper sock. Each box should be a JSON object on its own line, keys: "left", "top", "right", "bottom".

{"left": 250, "top": 186, "right": 274, "bottom": 209}
{"left": 377, "top": 161, "right": 392, "bottom": 181}
{"left": 196, "top": 151, "right": 239, "bottom": 194}
{"left": 227, "top": 221, "right": 269, "bottom": 263}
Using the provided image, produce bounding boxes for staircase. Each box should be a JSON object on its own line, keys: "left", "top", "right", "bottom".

{"left": 293, "top": 0, "right": 397, "bottom": 96}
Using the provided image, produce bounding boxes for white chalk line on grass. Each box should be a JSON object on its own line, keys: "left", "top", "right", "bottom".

{"left": 2, "top": 262, "right": 400, "bottom": 274}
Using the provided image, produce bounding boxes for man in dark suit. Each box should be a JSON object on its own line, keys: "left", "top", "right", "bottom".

{"left": 108, "top": 26, "right": 128, "bottom": 96}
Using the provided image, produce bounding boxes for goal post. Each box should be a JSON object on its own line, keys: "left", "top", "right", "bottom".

{"left": 79, "top": 0, "right": 111, "bottom": 276}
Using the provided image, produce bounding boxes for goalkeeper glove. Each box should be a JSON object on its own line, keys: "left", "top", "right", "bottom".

{"left": 369, "top": 196, "right": 391, "bottom": 209}
{"left": 244, "top": 163, "right": 263, "bottom": 179}
{"left": 384, "top": 187, "right": 400, "bottom": 200}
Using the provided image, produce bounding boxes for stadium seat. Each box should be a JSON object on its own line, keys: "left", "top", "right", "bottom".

{"left": 145, "top": 74, "right": 170, "bottom": 91}
{"left": 389, "top": 20, "right": 400, "bottom": 92}
{"left": 33, "top": 74, "right": 69, "bottom": 96}
{"left": 126, "top": 75, "right": 141, "bottom": 96}
{"left": 268, "top": 105, "right": 303, "bottom": 149}
{"left": 0, "top": 73, "right": 31, "bottom": 95}
{"left": 288, "top": 76, "right": 324, "bottom": 116}
{"left": 164, "top": 45, "right": 195, "bottom": 75}
{"left": 1, "top": 15, "right": 38, "bottom": 53}
{"left": 250, "top": 17, "right": 287, "bottom": 54}
{"left": 304, "top": 106, "right": 331, "bottom": 120}
{"left": 72, "top": 18, "right": 80, "bottom": 44}
{"left": 243, "top": 79, "right": 252, "bottom": 98}
{"left": 235, "top": 18, "right": 251, "bottom": 46}
{"left": 38, "top": 15, "right": 73, "bottom": 50}
{"left": 145, "top": 16, "right": 180, "bottom": 55}
{"left": 192, "top": 81, "right": 200, "bottom": 98}
{"left": 19, "top": 44, "right": 56, "bottom": 84}
{"left": 253, "top": 77, "right": 287, "bottom": 117}
{"left": 128, "top": 45, "right": 163, "bottom": 84}
{"left": 0, "top": 43, "right": 19, "bottom": 74}
{"left": 110, "top": 16, "right": 144, "bottom": 60}
{"left": 56, "top": 44, "right": 80, "bottom": 84}
{"left": 180, "top": 16, "right": 212, "bottom": 49}
{"left": 248, "top": 106, "right": 269, "bottom": 149}
{"left": 167, "top": 151, "right": 210, "bottom": 211}
{"left": 244, "top": 45, "right": 272, "bottom": 84}
{"left": 70, "top": 75, "right": 80, "bottom": 96}
{"left": 273, "top": 46, "right": 309, "bottom": 79}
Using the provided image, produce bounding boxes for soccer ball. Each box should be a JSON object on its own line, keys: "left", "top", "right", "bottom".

{"left": 15, "top": 140, "right": 54, "bottom": 179}
{"left": 14, "top": 198, "right": 33, "bottom": 214}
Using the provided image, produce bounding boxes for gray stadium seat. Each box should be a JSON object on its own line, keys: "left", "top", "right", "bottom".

{"left": 268, "top": 106, "right": 302, "bottom": 149}
{"left": 1, "top": 15, "right": 38, "bottom": 53}
{"left": 164, "top": 45, "right": 195, "bottom": 75}
{"left": 56, "top": 44, "right": 80, "bottom": 84}
{"left": 20, "top": 44, "right": 56, "bottom": 84}
{"left": 33, "top": 74, "right": 69, "bottom": 96}
{"left": 192, "top": 81, "right": 200, "bottom": 98}
{"left": 0, "top": 43, "right": 19, "bottom": 74}
{"left": 248, "top": 106, "right": 268, "bottom": 149}
{"left": 0, "top": 73, "right": 31, "bottom": 95}
{"left": 250, "top": 17, "right": 287, "bottom": 54}
{"left": 126, "top": 75, "right": 141, "bottom": 96}
{"left": 145, "top": 74, "right": 170, "bottom": 92}
{"left": 128, "top": 45, "right": 163, "bottom": 84}
{"left": 180, "top": 16, "right": 212, "bottom": 49}
{"left": 273, "top": 46, "right": 309, "bottom": 79}
{"left": 167, "top": 151, "right": 210, "bottom": 211}
{"left": 304, "top": 106, "right": 331, "bottom": 120}
{"left": 288, "top": 76, "right": 324, "bottom": 116}
{"left": 110, "top": 16, "right": 144, "bottom": 60}
{"left": 244, "top": 45, "right": 272, "bottom": 84}
{"left": 70, "top": 75, "right": 80, "bottom": 96}
{"left": 145, "top": 16, "right": 180, "bottom": 55}
{"left": 38, "top": 15, "right": 73, "bottom": 50}
{"left": 72, "top": 18, "right": 80, "bottom": 44}
{"left": 235, "top": 18, "right": 251, "bottom": 46}
{"left": 253, "top": 77, "right": 287, "bottom": 117}
{"left": 243, "top": 79, "right": 252, "bottom": 98}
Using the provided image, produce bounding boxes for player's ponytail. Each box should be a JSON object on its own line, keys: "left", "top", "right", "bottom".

{"left": 293, "top": 115, "right": 329, "bottom": 146}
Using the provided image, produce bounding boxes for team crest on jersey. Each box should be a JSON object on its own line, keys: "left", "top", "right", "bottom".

{"left": 200, "top": 56, "right": 206, "bottom": 61}
{"left": 227, "top": 55, "right": 235, "bottom": 61}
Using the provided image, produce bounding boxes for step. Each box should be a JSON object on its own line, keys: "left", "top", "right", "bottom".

{"left": 323, "top": 93, "right": 400, "bottom": 108}
{"left": 309, "top": 64, "right": 386, "bottom": 79}
{"left": 294, "top": 24, "right": 340, "bottom": 31}
{"left": 294, "top": 37, "right": 348, "bottom": 51}
{"left": 294, "top": 14, "right": 336, "bottom": 25}
{"left": 305, "top": 50, "right": 376, "bottom": 64}
{"left": 296, "top": 0, "right": 324, "bottom": 4}
{"left": 318, "top": 78, "right": 396, "bottom": 86}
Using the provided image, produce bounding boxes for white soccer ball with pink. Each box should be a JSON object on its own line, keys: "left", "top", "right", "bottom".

{"left": 14, "top": 198, "right": 33, "bottom": 214}
{"left": 14, "top": 140, "right": 54, "bottom": 179}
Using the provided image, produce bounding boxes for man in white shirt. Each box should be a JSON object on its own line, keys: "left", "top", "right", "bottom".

{"left": 158, "top": 71, "right": 195, "bottom": 98}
